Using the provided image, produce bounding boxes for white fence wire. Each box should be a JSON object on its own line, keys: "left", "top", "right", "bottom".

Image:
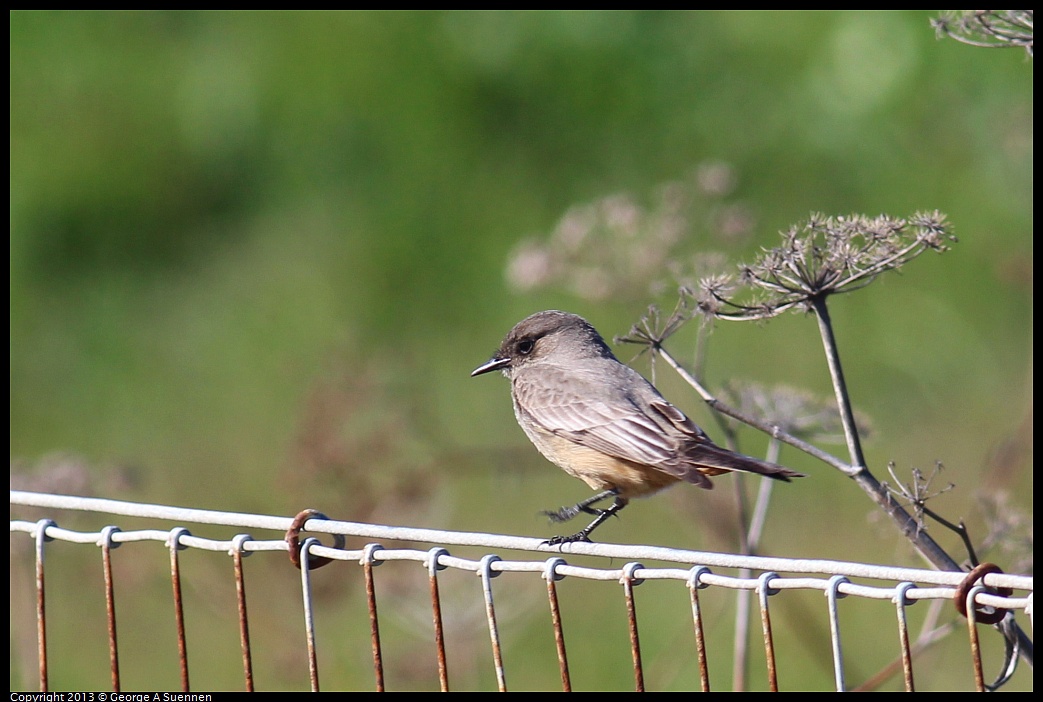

{"left": 10, "top": 490, "right": 1033, "bottom": 692}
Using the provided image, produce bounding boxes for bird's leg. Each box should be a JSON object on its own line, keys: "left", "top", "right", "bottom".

{"left": 544, "top": 495, "right": 629, "bottom": 546}
{"left": 542, "top": 488, "right": 619, "bottom": 524}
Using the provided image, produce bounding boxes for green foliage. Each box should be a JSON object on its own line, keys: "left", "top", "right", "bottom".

{"left": 10, "top": 11, "right": 1032, "bottom": 691}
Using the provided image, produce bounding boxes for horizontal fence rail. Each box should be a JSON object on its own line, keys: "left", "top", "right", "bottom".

{"left": 10, "top": 490, "right": 1034, "bottom": 692}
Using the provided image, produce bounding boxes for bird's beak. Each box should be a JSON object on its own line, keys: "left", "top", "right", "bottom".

{"left": 471, "top": 356, "right": 511, "bottom": 377}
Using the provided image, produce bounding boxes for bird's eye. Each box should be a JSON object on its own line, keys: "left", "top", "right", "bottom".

{"left": 517, "top": 339, "right": 535, "bottom": 355}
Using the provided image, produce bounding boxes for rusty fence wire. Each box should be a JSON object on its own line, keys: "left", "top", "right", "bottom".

{"left": 10, "top": 490, "right": 1034, "bottom": 692}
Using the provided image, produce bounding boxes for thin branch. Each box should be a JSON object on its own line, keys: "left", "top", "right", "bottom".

{"left": 654, "top": 345, "right": 856, "bottom": 474}
{"left": 654, "top": 339, "right": 962, "bottom": 572}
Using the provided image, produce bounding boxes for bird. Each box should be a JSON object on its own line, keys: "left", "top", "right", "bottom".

{"left": 471, "top": 310, "right": 804, "bottom": 545}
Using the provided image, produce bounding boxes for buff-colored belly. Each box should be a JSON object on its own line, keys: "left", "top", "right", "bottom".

{"left": 519, "top": 422, "right": 679, "bottom": 498}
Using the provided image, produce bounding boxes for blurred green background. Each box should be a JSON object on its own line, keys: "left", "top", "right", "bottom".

{"left": 10, "top": 10, "right": 1032, "bottom": 691}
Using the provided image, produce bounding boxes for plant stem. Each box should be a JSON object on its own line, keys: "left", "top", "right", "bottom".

{"left": 654, "top": 330, "right": 1034, "bottom": 669}
{"left": 655, "top": 346, "right": 852, "bottom": 474}
{"left": 808, "top": 296, "right": 960, "bottom": 571}
{"left": 810, "top": 297, "right": 866, "bottom": 469}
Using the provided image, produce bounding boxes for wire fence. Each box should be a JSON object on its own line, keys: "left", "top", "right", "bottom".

{"left": 9, "top": 490, "right": 1033, "bottom": 692}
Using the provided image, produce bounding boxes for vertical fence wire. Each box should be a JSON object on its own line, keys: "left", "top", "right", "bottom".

{"left": 757, "top": 571, "right": 779, "bottom": 692}
{"left": 894, "top": 581, "right": 916, "bottom": 692}
{"left": 99, "top": 526, "right": 121, "bottom": 692}
{"left": 230, "top": 535, "right": 255, "bottom": 692}
{"left": 543, "top": 557, "right": 571, "bottom": 692}
{"left": 298, "top": 538, "right": 322, "bottom": 692}
{"left": 966, "top": 585, "right": 987, "bottom": 692}
{"left": 621, "top": 562, "right": 645, "bottom": 692}
{"left": 33, "top": 519, "right": 53, "bottom": 693}
{"left": 426, "top": 547, "right": 450, "bottom": 692}
{"left": 167, "top": 527, "right": 191, "bottom": 692}
{"left": 478, "top": 555, "right": 507, "bottom": 691}
{"left": 688, "top": 566, "right": 711, "bottom": 692}
{"left": 825, "top": 575, "right": 850, "bottom": 691}
{"left": 362, "top": 543, "right": 385, "bottom": 692}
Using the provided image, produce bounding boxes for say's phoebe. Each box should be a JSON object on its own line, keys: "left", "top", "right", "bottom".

{"left": 472, "top": 310, "right": 804, "bottom": 544}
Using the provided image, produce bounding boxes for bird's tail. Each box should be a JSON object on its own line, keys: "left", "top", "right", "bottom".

{"left": 683, "top": 442, "right": 805, "bottom": 485}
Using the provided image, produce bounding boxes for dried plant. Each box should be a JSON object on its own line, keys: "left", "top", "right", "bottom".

{"left": 695, "top": 212, "right": 954, "bottom": 321}
{"left": 933, "top": 10, "right": 1034, "bottom": 57}
{"left": 883, "top": 461, "right": 957, "bottom": 537}
{"left": 664, "top": 212, "right": 965, "bottom": 563}
{"left": 718, "top": 380, "right": 873, "bottom": 447}
{"left": 506, "top": 162, "right": 754, "bottom": 302}
{"left": 649, "top": 212, "right": 1028, "bottom": 684}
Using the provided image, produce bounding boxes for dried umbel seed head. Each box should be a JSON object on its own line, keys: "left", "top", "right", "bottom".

{"left": 695, "top": 212, "right": 954, "bottom": 321}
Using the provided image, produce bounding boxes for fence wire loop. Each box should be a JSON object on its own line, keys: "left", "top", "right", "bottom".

{"left": 893, "top": 581, "right": 916, "bottom": 607}
{"left": 688, "top": 565, "right": 712, "bottom": 590}
{"left": 426, "top": 546, "right": 449, "bottom": 574}
{"left": 543, "top": 556, "right": 567, "bottom": 583}
{"left": 230, "top": 533, "right": 253, "bottom": 557}
{"left": 827, "top": 575, "right": 850, "bottom": 600}
{"left": 285, "top": 509, "right": 346, "bottom": 570}
{"left": 954, "top": 563, "right": 1012, "bottom": 625}
{"left": 35, "top": 518, "right": 56, "bottom": 543}
{"left": 167, "top": 526, "right": 191, "bottom": 551}
{"left": 621, "top": 562, "right": 645, "bottom": 587}
{"left": 361, "top": 542, "right": 384, "bottom": 567}
{"left": 480, "top": 553, "right": 503, "bottom": 579}
{"left": 758, "top": 571, "right": 781, "bottom": 597}
{"left": 98, "top": 525, "right": 121, "bottom": 549}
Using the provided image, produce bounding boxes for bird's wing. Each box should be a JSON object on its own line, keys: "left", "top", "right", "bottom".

{"left": 513, "top": 363, "right": 803, "bottom": 485}
{"left": 513, "top": 363, "right": 695, "bottom": 472}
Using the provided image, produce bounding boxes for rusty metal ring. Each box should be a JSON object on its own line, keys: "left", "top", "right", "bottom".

{"left": 953, "top": 562, "right": 1013, "bottom": 625}
{"left": 286, "top": 509, "right": 346, "bottom": 570}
